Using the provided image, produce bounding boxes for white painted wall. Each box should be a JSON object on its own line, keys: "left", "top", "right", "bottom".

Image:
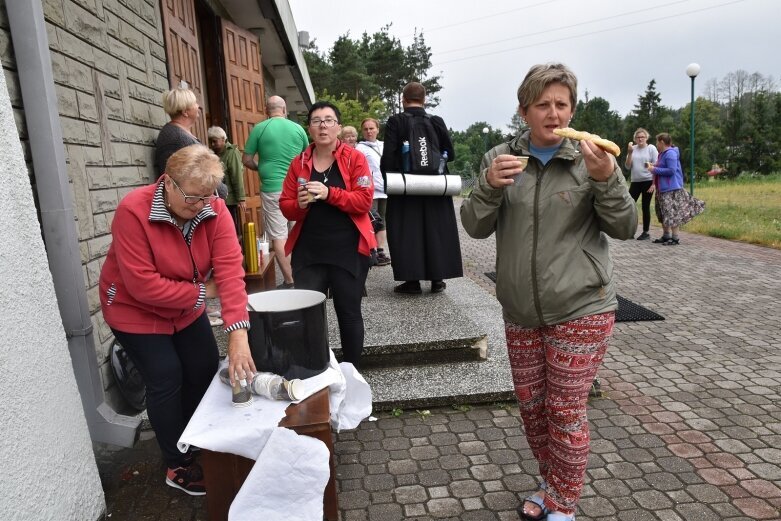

{"left": 0, "top": 62, "right": 104, "bottom": 520}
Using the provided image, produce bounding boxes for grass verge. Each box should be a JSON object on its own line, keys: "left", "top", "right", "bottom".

{"left": 673, "top": 174, "right": 781, "bottom": 249}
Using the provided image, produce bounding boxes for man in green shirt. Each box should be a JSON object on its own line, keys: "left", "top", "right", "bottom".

{"left": 242, "top": 96, "right": 309, "bottom": 288}
{"left": 207, "top": 126, "right": 246, "bottom": 234}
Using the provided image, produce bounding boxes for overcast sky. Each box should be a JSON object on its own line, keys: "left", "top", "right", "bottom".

{"left": 289, "top": 0, "right": 779, "bottom": 133}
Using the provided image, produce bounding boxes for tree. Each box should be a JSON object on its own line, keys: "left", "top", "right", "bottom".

{"left": 329, "top": 35, "right": 375, "bottom": 101}
{"left": 449, "top": 123, "right": 505, "bottom": 177}
{"left": 572, "top": 97, "right": 622, "bottom": 141}
{"left": 302, "top": 40, "right": 332, "bottom": 94}
{"left": 316, "top": 92, "right": 388, "bottom": 133}
{"left": 360, "top": 26, "right": 405, "bottom": 113}
{"left": 674, "top": 98, "right": 725, "bottom": 179}
{"left": 507, "top": 112, "right": 524, "bottom": 138}
{"left": 629, "top": 80, "right": 668, "bottom": 137}
{"left": 301, "top": 28, "right": 442, "bottom": 120}
{"left": 401, "top": 31, "right": 443, "bottom": 111}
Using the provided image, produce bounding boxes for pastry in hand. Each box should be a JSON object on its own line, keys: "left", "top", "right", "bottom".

{"left": 553, "top": 127, "right": 621, "bottom": 157}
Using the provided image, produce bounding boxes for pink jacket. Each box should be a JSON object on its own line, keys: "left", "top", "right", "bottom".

{"left": 99, "top": 181, "right": 249, "bottom": 334}
{"left": 280, "top": 141, "right": 377, "bottom": 256}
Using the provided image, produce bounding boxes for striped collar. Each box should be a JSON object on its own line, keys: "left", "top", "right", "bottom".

{"left": 149, "top": 178, "right": 217, "bottom": 233}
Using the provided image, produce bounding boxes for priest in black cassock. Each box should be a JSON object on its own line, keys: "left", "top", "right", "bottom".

{"left": 380, "top": 82, "right": 463, "bottom": 295}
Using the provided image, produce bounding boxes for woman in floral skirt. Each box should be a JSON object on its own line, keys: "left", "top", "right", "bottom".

{"left": 649, "top": 132, "right": 706, "bottom": 245}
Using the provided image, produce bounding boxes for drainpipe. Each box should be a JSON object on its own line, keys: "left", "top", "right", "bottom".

{"left": 7, "top": 0, "right": 140, "bottom": 447}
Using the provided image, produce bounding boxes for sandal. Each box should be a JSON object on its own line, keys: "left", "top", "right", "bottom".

{"left": 517, "top": 493, "right": 548, "bottom": 521}
{"left": 664, "top": 238, "right": 680, "bottom": 245}
{"left": 653, "top": 236, "right": 671, "bottom": 244}
{"left": 517, "top": 481, "right": 548, "bottom": 521}
{"left": 547, "top": 513, "right": 576, "bottom": 521}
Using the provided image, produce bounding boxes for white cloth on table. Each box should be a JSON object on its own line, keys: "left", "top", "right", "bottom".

{"left": 177, "top": 350, "right": 372, "bottom": 520}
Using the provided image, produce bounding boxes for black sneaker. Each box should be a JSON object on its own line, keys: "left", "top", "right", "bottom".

{"left": 636, "top": 232, "right": 650, "bottom": 240}
{"left": 431, "top": 280, "right": 446, "bottom": 293}
{"left": 376, "top": 251, "right": 391, "bottom": 266}
{"left": 276, "top": 281, "right": 294, "bottom": 289}
{"left": 166, "top": 462, "right": 206, "bottom": 496}
{"left": 394, "top": 281, "right": 422, "bottom": 294}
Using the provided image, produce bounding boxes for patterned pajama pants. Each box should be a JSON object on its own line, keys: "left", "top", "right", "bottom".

{"left": 506, "top": 312, "right": 615, "bottom": 515}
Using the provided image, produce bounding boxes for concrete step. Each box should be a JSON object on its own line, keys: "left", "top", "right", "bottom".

{"left": 331, "top": 335, "right": 487, "bottom": 368}
{"left": 326, "top": 266, "right": 490, "bottom": 368}
{"left": 328, "top": 267, "right": 515, "bottom": 409}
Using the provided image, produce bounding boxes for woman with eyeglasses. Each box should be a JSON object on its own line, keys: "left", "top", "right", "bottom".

{"left": 624, "top": 127, "right": 658, "bottom": 240}
{"left": 279, "top": 101, "right": 376, "bottom": 367}
{"left": 154, "top": 85, "right": 201, "bottom": 179}
{"left": 99, "top": 144, "right": 254, "bottom": 496}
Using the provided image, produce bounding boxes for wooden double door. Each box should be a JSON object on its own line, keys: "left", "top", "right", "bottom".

{"left": 160, "top": 0, "right": 267, "bottom": 234}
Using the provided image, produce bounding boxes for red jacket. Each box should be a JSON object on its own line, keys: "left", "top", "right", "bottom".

{"left": 280, "top": 142, "right": 377, "bottom": 256}
{"left": 99, "top": 181, "right": 249, "bottom": 334}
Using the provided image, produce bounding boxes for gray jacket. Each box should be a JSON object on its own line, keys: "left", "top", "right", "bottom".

{"left": 460, "top": 131, "right": 637, "bottom": 327}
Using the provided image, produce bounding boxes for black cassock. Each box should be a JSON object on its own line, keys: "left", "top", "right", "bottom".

{"left": 380, "top": 107, "right": 463, "bottom": 282}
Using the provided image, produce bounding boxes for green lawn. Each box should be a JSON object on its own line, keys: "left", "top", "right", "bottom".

{"left": 674, "top": 174, "right": 781, "bottom": 249}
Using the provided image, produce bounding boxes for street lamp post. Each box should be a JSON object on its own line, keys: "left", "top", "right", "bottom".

{"left": 482, "top": 127, "right": 489, "bottom": 153}
{"left": 686, "top": 63, "right": 700, "bottom": 196}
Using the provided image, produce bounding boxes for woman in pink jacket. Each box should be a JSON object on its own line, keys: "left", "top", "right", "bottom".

{"left": 279, "top": 101, "right": 376, "bottom": 367}
{"left": 100, "top": 144, "right": 254, "bottom": 496}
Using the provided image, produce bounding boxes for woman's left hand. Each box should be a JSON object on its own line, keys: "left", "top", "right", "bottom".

{"left": 580, "top": 140, "right": 615, "bottom": 182}
{"left": 306, "top": 181, "right": 329, "bottom": 201}
{"left": 227, "top": 328, "right": 256, "bottom": 386}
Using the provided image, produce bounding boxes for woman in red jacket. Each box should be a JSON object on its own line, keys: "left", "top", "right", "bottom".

{"left": 99, "top": 144, "right": 255, "bottom": 496}
{"left": 280, "top": 101, "right": 376, "bottom": 367}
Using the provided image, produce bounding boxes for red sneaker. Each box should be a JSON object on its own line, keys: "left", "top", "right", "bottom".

{"left": 165, "top": 462, "right": 206, "bottom": 496}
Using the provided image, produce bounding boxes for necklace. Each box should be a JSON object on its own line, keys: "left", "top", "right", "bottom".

{"left": 320, "top": 161, "right": 334, "bottom": 185}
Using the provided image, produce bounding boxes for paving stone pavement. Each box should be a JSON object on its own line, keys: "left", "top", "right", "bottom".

{"left": 96, "top": 198, "right": 781, "bottom": 520}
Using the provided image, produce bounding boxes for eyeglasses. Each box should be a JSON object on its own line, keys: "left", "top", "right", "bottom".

{"left": 309, "top": 118, "right": 339, "bottom": 127}
{"left": 169, "top": 176, "right": 218, "bottom": 204}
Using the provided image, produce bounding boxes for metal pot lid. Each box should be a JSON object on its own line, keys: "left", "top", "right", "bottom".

{"left": 247, "top": 289, "right": 326, "bottom": 312}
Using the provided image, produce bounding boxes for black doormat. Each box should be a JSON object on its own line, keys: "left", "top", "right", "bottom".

{"left": 483, "top": 272, "right": 664, "bottom": 322}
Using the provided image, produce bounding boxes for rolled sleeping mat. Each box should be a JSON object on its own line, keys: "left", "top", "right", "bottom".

{"left": 385, "top": 172, "right": 462, "bottom": 196}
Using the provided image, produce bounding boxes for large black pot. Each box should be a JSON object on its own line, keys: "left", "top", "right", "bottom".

{"left": 247, "top": 289, "right": 330, "bottom": 380}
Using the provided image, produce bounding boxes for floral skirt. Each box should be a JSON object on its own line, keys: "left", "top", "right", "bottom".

{"left": 655, "top": 189, "right": 705, "bottom": 227}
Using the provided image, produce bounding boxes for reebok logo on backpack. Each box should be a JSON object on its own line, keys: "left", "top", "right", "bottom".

{"left": 405, "top": 113, "right": 441, "bottom": 175}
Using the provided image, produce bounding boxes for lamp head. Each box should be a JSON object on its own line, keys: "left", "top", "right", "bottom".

{"left": 686, "top": 63, "right": 701, "bottom": 78}
{"left": 482, "top": 127, "right": 489, "bottom": 134}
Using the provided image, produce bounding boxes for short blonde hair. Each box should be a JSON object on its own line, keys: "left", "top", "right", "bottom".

{"left": 162, "top": 87, "right": 197, "bottom": 118}
{"left": 633, "top": 127, "right": 650, "bottom": 139}
{"left": 516, "top": 63, "right": 577, "bottom": 113}
{"left": 340, "top": 126, "right": 358, "bottom": 139}
{"left": 165, "top": 144, "right": 224, "bottom": 192}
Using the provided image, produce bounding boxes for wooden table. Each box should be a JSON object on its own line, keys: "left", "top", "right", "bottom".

{"left": 244, "top": 250, "right": 276, "bottom": 293}
{"left": 200, "top": 388, "right": 337, "bottom": 521}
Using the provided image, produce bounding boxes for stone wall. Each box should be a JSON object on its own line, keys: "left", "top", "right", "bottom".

{"left": 1, "top": 0, "right": 170, "bottom": 406}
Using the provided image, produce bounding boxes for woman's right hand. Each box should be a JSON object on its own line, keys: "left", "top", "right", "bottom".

{"left": 297, "top": 183, "right": 312, "bottom": 209}
{"left": 486, "top": 154, "right": 526, "bottom": 189}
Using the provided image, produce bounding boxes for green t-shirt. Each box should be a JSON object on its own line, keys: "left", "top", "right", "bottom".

{"left": 244, "top": 117, "right": 309, "bottom": 193}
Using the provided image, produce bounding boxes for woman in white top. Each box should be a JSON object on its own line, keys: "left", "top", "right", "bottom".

{"left": 356, "top": 118, "right": 391, "bottom": 266}
{"left": 624, "top": 127, "right": 658, "bottom": 240}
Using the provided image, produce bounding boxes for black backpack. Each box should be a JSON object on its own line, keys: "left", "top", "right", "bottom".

{"left": 404, "top": 112, "right": 442, "bottom": 174}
